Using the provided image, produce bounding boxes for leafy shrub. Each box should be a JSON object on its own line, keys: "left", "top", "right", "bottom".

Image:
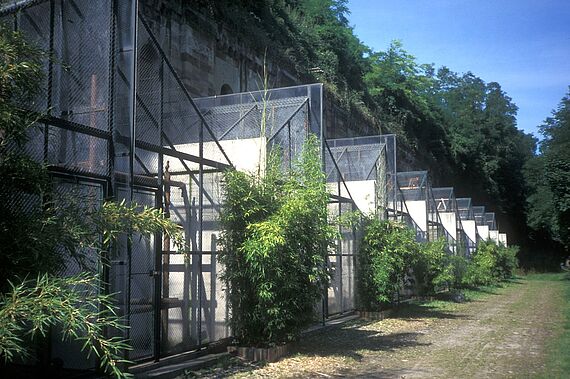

{"left": 449, "top": 254, "right": 469, "bottom": 289}
{"left": 219, "top": 136, "right": 335, "bottom": 347}
{"left": 0, "top": 27, "right": 188, "bottom": 377}
{"left": 495, "top": 245, "right": 519, "bottom": 279}
{"left": 0, "top": 199, "right": 187, "bottom": 378}
{"left": 357, "top": 219, "right": 419, "bottom": 310}
{"left": 414, "top": 239, "right": 454, "bottom": 295}
{"left": 462, "top": 241, "right": 498, "bottom": 286}
{"left": 0, "top": 274, "right": 131, "bottom": 377}
{"left": 462, "top": 240, "right": 519, "bottom": 286}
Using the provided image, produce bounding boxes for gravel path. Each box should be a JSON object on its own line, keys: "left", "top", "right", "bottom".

{"left": 187, "top": 277, "right": 566, "bottom": 378}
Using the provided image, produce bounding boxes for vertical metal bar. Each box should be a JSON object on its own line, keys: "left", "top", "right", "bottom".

{"left": 309, "top": 85, "right": 326, "bottom": 325}
{"left": 153, "top": 59, "right": 165, "bottom": 362}
{"left": 107, "top": 0, "right": 116, "bottom": 196}
{"left": 338, "top": 200, "right": 343, "bottom": 314}
{"left": 101, "top": 0, "right": 116, "bottom": 366}
{"left": 128, "top": 0, "right": 138, "bottom": 201}
{"left": 44, "top": 0, "right": 55, "bottom": 164}
{"left": 185, "top": 174, "right": 192, "bottom": 347}
{"left": 198, "top": 121, "right": 204, "bottom": 346}
{"left": 43, "top": 1, "right": 55, "bottom": 366}
{"left": 352, "top": 201, "right": 358, "bottom": 311}
{"left": 287, "top": 121, "right": 291, "bottom": 171}
{"left": 125, "top": 0, "right": 139, "bottom": 353}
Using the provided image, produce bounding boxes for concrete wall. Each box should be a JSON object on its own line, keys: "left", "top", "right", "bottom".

{"left": 463, "top": 220, "right": 477, "bottom": 245}
{"left": 477, "top": 225, "right": 490, "bottom": 241}
{"left": 489, "top": 230, "right": 499, "bottom": 244}
{"left": 141, "top": 1, "right": 298, "bottom": 98}
{"left": 406, "top": 200, "right": 427, "bottom": 232}
{"left": 499, "top": 233, "right": 508, "bottom": 247}
{"left": 329, "top": 180, "right": 376, "bottom": 215}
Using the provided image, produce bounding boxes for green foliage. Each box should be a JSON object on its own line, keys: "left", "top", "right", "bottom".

{"left": 463, "top": 241, "right": 499, "bottom": 287}
{"left": 463, "top": 241, "right": 518, "bottom": 287}
{"left": 0, "top": 26, "right": 187, "bottom": 377}
{"left": 448, "top": 255, "right": 469, "bottom": 289}
{"left": 219, "top": 135, "right": 334, "bottom": 346}
{"left": 495, "top": 245, "right": 519, "bottom": 280}
{"left": 0, "top": 196, "right": 186, "bottom": 377}
{"left": 0, "top": 26, "right": 44, "bottom": 146}
{"left": 188, "top": 1, "right": 538, "bottom": 258}
{"left": 0, "top": 274, "right": 132, "bottom": 378}
{"left": 526, "top": 88, "right": 570, "bottom": 253}
{"left": 413, "top": 239, "right": 454, "bottom": 295}
{"left": 357, "top": 219, "right": 419, "bottom": 310}
{"left": 97, "top": 200, "right": 188, "bottom": 255}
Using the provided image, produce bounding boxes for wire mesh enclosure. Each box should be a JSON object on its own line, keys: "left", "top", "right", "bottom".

{"left": 486, "top": 212, "right": 500, "bottom": 244}
{"left": 1, "top": 0, "right": 509, "bottom": 373}
{"left": 1, "top": 1, "right": 369, "bottom": 367}
{"left": 426, "top": 186, "right": 452, "bottom": 247}
{"left": 326, "top": 134, "right": 397, "bottom": 218}
{"left": 457, "top": 198, "right": 477, "bottom": 255}
{"left": 2, "top": 0, "right": 234, "bottom": 365}
{"left": 485, "top": 212, "right": 497, "bottom": 230}
{"left": 193, "top": 84, "right": 363, "bottom": 318}
{"left": 472, "top": 205, "right": 490, "bottom": 242}
{"left": 431, "top": 187, "right": 460, "bottom": 254}
{"left": 395, "top": 171, "right": 431, "bottom": 241}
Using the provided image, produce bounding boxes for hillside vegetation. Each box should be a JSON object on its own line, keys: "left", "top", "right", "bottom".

{"left": 193, "top": 0, "right": 568, "bottom": 265}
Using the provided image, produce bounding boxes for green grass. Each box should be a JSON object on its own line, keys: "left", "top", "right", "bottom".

{"left": 537, "top": 272, "right": 570, "bottom": 378}
{"left": 395, "top": 282, "right": 511, "bottom": 318}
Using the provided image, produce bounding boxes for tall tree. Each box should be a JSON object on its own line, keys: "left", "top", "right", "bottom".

{"left": 526, "top": 88, "right": 570, "bottom": 254}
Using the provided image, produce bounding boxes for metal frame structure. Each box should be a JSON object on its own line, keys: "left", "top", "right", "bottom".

{"left": 457, "top": 198, "right": 477, "bottom": 255}
{"left": 1, "top": 0, "right": 510, "bottom": 373}
{"left": 326, "top": 134, "right": 397, "bottom": 218}
{"left": 432, "top": 187, "right": 462, "bottom": 254}
{"left": 473, "top": 206, "right": 488, "bottom": 242}
{"left": 1, "top": 0, "right": 236, "bottom": 367}
{"left": 193, "top": 84, "right": 367, "bottom": 319}
{"left": 0, "top": 1, "right": 369, "bottom": 368}
{"left": 395, "top": 171, "right": 450, "bottom": 243}
{"left": 486, "top": 212, "right": 500, "bottom": 244}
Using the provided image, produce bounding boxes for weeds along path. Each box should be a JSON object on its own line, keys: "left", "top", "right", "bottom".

{"left": 188, "top": 275, "right": 567, "bottom": 378}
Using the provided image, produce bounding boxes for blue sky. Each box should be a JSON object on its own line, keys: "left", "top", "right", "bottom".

{"left": 347, "top": 0, "right": 570, "bottom": 138}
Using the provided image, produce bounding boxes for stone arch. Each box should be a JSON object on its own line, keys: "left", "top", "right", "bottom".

{"left": 220, "top": 84, "right": 233, "bottom": 95}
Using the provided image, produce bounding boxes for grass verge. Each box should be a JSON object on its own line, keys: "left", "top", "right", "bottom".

{"left": 532, "top": 272, "right": 570, "bottom": 378}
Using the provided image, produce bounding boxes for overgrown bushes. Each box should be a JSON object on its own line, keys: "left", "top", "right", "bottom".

{"left": 357, "top": 219, "right": 419, "bottom": 310}
{"left": 414, "top": 239, "right": 455, "bottom": 295}
{"left": 219, "top": 136, "right": 335, "bottom": 347}
{"left": 463, "top": 240, "right": 519, "bottom": 287}
{"left": 357, "top": 218, "right": 519, "bottom": 310}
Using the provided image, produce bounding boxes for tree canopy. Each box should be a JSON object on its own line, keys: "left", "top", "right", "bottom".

{"left": 525, "top": 88, "right": 570, "bottom": 259}
{"left": 192, "top": 0, "right": 559, "bottom": 264}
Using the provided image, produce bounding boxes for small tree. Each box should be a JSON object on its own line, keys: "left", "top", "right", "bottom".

{"left": 462, "top": 241, "right": 497, "bottom": 287}
{"left": 414, "top": 239, "right": 454, "bottom": 295}
{"left": 219, "top": 136, "right": 334, "bottom": 347}
{"left": 357, "top": 219, "right": 419, "bottom": 310}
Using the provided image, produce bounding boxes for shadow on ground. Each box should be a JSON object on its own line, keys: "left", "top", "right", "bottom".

{"left": 392, "top": 302, "right": 463, "bottom": 321}
{"left": 294, "top": 325, "right": 430, "bottom": 362}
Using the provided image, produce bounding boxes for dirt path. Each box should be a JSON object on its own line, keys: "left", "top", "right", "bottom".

{"left": 188, "top": 277, "right": 566, "bottom": 378}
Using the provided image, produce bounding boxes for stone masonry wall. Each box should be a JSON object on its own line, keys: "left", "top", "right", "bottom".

{"left": 140, "top": 0, "right": 298, "bottom": 98}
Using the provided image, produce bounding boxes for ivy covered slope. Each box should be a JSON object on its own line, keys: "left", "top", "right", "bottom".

{"left": 192, "top": 0, "right": 540, "bottom": 263}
